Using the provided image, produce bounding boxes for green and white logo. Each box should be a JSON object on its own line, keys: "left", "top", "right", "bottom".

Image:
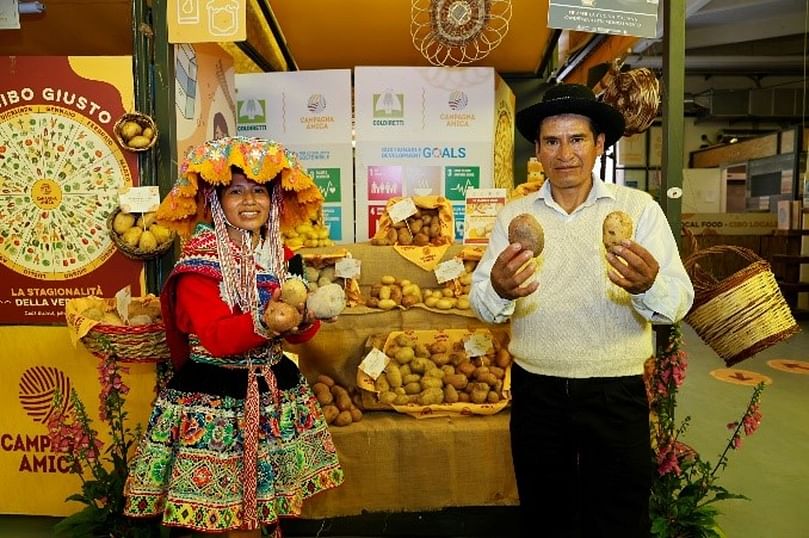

{"left": 373, "top": 90, "right": 404, "bottom": 118}
{"left": 237, "top": 99, "right": 266, "bottom": 124}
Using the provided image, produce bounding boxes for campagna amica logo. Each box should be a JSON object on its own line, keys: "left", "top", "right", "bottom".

{"left": 18, "top": 366, "right": 73, "bottom": 424}
{"left": 3, "top": 366, "right": 76, "bottom": 473}
{"left": 448, "top": 90, "right": 468, "bottom": 111}
{"left": 307, "top": 94, "right": 327, "bottom": 113}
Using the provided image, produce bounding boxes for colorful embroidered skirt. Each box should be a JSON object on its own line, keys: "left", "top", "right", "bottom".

{"left": 124, "top": 363, "right": 343, "bottom": 532}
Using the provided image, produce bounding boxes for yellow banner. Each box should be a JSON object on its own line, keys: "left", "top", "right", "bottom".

{"left": 0, "top": 326, "right": 157, "bottom": 516}
{"left": 168, "top": 0, "right": 246, "bottom": 43}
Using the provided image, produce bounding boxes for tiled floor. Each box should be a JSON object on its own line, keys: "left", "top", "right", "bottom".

{"left": 1, "top": 321, "right": 807, "bottom": 537}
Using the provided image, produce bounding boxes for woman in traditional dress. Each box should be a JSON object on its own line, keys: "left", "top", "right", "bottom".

{"left": 124, "top": 137, "right": 343, "bottom": 537}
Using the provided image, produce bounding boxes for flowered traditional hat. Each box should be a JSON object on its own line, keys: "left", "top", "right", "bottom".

{"left": 157, "top": 136, "right": 322, "bottom": 238}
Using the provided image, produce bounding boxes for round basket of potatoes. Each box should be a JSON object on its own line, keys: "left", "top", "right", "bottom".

{"left": 108, "top": 209, "right": 175, "bottom": 260}
{"left": 66, "top": 295, "right": 170, "bottom": 361}
{"left": 113, "top": 112, "right": 158, "bottom": 152}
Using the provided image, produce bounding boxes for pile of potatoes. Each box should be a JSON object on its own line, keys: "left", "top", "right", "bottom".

{"left": 373, "top": 333, "right": 512, "bottom": 407}
{"left": 112, "top": 210, "right": 174, "bottom": 253}
{"left": 117, "top": 119, "right": 155, "bottom": 150}
{"left": 303, "top": 264, "right": 339, "bottom": 292}
{"left": 284, "top": 221, "right": 334, "bottom": 250}
{"left": 312, "top": 374, "right": 363, "bottom": 427}
{"left": 421, "top": 258, "right": 477, "bottom": 310}
{"left": 371, "top": 207, "right": 450, "bottom": 247}
{"left": 364, "top": 263, "right": 479, "bottom": 311}
{"left": 420, "top": 288, "right": 470, "bottom": 311}
{"left": 366, "top": 275, "right": 423, "bottom": 309}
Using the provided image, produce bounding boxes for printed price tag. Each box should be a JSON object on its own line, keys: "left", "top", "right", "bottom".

{"left": 119, "top": 186, "right": 161, "bottom": 213}
{"left": 335, "top": 257, "right": 361, "bottom": 279}
{"left": 434, "top": 258, "right": 465, "bottom": 284}
{"left": 115, "top": 285, "right": 132, "bottom": 324}
{"left": 388, "top": 197, "right": 417, "bottom": 224}
{"left": 358, "top": 347, "right": 390, "bottom": 380}
{"left": 464, "top": 332, "right": 493, "bottom": 357}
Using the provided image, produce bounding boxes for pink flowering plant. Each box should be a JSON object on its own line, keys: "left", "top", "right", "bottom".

{"left": 649, "top": 324, "right": 765, "bottom": 538}
{"left": 48, "top": 357, "right": 159, "bottom": 537}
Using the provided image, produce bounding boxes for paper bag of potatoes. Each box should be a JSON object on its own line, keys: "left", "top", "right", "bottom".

{"left": 302, "top": 250, "right": 363, "bottom": 307}
{"left": 370, "top": 196, "right": 454, "bottom": 247}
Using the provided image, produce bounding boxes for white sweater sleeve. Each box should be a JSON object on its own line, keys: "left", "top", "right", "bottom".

{"left": 469, "top": 211, "right": 516, "bottom": 324}
{"left": 630, "top": 202, "right": 695, "bottom": 324}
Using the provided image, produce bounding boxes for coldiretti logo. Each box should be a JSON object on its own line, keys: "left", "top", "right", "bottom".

{"left": 237, "top": 98, "right": 267, "bottom": 125}
{"left": 372, "top": 89, "right": 404, "bottom": 126}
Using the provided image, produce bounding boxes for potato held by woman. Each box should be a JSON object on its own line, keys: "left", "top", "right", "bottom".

{"left": 280, "top": 278, "right": 308, "bottom": 308}
{"left": 263, "top": 301, "right": 303, "bottom": 334}
{"left": 306, "top": 283, "right": 346, "bottom": 319}
{"left": 508, "top": 213, "right": 544, "bottom": 256}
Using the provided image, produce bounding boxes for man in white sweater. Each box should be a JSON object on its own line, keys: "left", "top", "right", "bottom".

{"left": 470, "top": 83, "right": 694, "bottom": 538}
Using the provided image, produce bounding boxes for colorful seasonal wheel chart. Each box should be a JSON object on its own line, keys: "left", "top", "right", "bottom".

{"left": 493, "top": 108, "right": 513, "bottom": 191}
{"left": 0, "top": 105, "right": 132, "bottom": 280}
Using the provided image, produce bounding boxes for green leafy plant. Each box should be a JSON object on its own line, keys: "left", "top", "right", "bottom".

{"left": 47, "top": 357, "right": 160, "bottom": 537}
{"left": 649, "top": 324, "right": 765, "bottom": 538}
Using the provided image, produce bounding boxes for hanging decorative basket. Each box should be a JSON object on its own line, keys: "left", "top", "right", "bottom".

{"left": 683, "top": 245, "right": 799, "bottom": 366}
{"left": 113, "top": 112, "right": 158, "bottom": 152}
{"left": 599, "top": 59, "right": 660, "bottom": 137}
{"left": 108, "top": 208, "right": 176, "bottom": 261}
{"left": 410, "top": 0, "right": 512, "bottom": 66}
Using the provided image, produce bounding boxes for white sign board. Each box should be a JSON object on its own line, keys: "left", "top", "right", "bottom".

{"left": 354, "top": 66, "right": 505, "bottom": 242}
{"left": 236, "top": 69, "right": 355, "bottom": 243}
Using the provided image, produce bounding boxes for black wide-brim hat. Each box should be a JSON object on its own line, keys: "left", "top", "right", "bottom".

{"left": 515, "top": 83, "right": 625, "bottom": 149}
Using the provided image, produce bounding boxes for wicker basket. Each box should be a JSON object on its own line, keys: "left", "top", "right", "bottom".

{"left": 113, "top": 112, "right": 157, "bottom": 152}
{"left": 108, "top": 208, "right": 176, "bottom": 261}
{"left": 683, "top": 245, "right": 799, "bottom": 366}
{"left": 600, "top": 59, "right": 660, "bottom": 137}
{"left": 65, "top": 297, "right": 170, "bottom": 362}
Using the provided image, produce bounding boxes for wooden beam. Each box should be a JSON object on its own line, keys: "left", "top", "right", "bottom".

{"left": 557, "top": 35, "right": 638, "bottom": 85}
{"left": 661, "top": 0, "right": 686, "bottom": 246}
{"left": 149, "top": 0, "right": 178, "bottom": 292}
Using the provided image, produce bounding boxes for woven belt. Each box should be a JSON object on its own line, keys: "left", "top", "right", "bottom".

{"left": 234, "top": 362, "right": 281, "bottom": 530}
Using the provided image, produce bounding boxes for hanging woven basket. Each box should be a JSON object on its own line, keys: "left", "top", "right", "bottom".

{"left": 600, "top": 60, "right": 660, "bottom": 137}
{"left": 113, "top": 112, "right": 158, "bottom": 152}
{"left": 683, "top": 244, "right": 799, "bottom": 366}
